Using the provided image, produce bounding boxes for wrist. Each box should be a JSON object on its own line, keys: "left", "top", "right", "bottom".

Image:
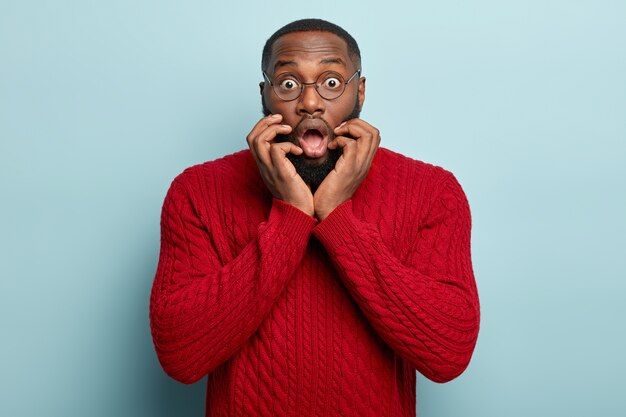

{"left": 286, "top": 200, "right": 314, "bottom": 217}
{"left": 315, "top": 210, "right": 329, "bottom": 221}
{"left": 315, "top": 203, "right": 337, "bottom": 221}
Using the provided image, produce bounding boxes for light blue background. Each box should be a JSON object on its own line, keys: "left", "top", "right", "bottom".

{"left": 1, "top": 1, "right": 625, "bottom": 416}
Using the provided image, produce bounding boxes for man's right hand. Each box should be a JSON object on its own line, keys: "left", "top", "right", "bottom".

{"left": 246, "top": 114, "right": 314, "bottom": 217}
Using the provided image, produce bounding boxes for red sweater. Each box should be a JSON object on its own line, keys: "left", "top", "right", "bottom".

{"left": 150, "top": 147, "right": 480, "bottom": 417}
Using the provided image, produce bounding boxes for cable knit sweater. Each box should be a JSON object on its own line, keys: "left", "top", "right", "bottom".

{"left": 150, "top": 147, "right": 480, "bottom": 417}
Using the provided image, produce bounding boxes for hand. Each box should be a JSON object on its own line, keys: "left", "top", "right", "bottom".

{"left": 246, "top": 114, "right": 314, "bottom": 216}
{"left": 313, "top": 119, "right": 381, "bottom": 220}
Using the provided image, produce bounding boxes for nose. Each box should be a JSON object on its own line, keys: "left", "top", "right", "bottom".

{"left": 296, "top": 84, "right": 325, "bottom": 116}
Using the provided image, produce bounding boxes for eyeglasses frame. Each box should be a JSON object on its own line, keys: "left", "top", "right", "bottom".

{"left": 262, "top": 69, "right": 362, "bottom": 102}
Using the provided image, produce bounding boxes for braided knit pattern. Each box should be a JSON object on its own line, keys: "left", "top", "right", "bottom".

{"left": 149, "top": 148, "right": 480, "bottom": 417}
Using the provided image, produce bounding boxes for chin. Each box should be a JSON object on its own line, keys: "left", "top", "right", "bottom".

{"left": 301, "top": 153, "right": 330, "bottom": 167}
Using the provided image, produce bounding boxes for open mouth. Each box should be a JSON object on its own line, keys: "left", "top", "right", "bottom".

{"left": 296, "top": 119, "right": 330, "bottom": 159}
{"left": 300, "top": 129, "right": 327, "bottom": 158}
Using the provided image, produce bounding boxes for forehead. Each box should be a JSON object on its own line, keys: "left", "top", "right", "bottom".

{"left": 269, "top": 31, "right": 352, "bottom": 73}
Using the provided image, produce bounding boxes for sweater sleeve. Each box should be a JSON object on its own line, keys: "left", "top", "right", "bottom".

{"left": 150, "top": 177, "right": 316, "bottom": 384}
{"left": 311, "top": 173, "right": 480, "bottom": 383}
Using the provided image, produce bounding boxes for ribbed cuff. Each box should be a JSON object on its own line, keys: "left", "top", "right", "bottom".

{"left": 268, "top": 198, "right": 317, "bottom": 239}
{"left": 311, "top": 199, "right": 358, "bottom": 250}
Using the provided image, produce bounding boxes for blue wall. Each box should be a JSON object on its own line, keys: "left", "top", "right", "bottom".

{"left": 1, "top": 1, "right": 625, "bottom": 416}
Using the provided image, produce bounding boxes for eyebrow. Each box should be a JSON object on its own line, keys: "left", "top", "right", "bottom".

{"left": 274, "top": 60, "right": 297, "bottom": 70}
{"left": 320, "top": 58, "right": 346, "bottom": 66}
{"left": 273, "top": 57, "right": 347, "bottom": 71}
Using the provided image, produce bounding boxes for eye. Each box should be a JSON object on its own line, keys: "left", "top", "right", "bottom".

{"left": 322, "top": 76, "right": 342, "bottom": 90}
{"left": 278, "top": 78, "right": 299, "bottom": 90}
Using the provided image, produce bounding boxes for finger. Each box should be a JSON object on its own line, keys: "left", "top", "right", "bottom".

{"left": 252, "top": 124, "right": 293, "bottom": 166}
{"left": 246, "top": 114, "right": 285, "bottom": 166}
{"left": 334, "top": 120, "right": 380, "bottom": 162}
{"left": 327, "top": 135, "right": 355, "bottom": 150}
{"left": 334, "top": 119, "right": 379, "bottom": 147}
{"left": 333, "top": 127, "right": 369, "bottom": 163}
{"left": 246, "top": 114, "right": 283, "bottom": 146}
{"left": 341, "top": 118, "right": 376, "bottom": 131}
{"left": 332, "top": 118, "right": 372, "bottom": 138}
{"left": 269, "top": 142, "right": 303, "bottom": 167}
{"left": 328, "top": 136, "right": 358, "bottom": 169}
{"left": 269, "top": 142, "right": 303, "bottom": 178}
{"left": 270, "top": 141, "right": 303, "bottom": 158}
{"left": 256, "top": 123, "right": 292, "bottom": 145}
{"left": 333, "top": 123, "right": 371, "bottom": 158}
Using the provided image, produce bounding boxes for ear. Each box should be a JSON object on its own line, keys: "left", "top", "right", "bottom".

{"left": 358, "top": 76, "right": 366, "bottom": 109}
{"left": 259, "top": 81, "right": 265, "bottom": 96}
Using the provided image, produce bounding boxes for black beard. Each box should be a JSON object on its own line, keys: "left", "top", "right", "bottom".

{"left": 285, "top": 148, "right": 342, "bottom": 193}
{"left": 261, "top": 93, "right": 361, "bottom": 192}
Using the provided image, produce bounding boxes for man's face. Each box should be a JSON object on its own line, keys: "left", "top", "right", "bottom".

{"left": 260, "top": 31, "right": 365, "bottom": 189}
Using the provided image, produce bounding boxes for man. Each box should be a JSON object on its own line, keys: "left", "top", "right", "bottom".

{"left": 150, "top": 18, "right": 480, "bottom": 417}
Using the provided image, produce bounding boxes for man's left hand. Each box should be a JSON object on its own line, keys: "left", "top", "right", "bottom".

{"left": 313, "top": 119, "right": 381, "bottom": 220}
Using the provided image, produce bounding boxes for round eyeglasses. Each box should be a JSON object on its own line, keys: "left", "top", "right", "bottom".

{"left": 263, "top": 69, "right": 361, "bottom": 101}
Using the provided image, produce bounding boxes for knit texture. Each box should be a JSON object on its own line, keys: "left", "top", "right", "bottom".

{"left": 150, "top": 147, "right": 480, "bottom": 417}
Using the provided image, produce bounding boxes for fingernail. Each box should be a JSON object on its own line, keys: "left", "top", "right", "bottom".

{"left": 270, "top": 114, "right": 281, "bottom": 119}
{"left": 334, "top": 121, "right": 347, "bottom": 131}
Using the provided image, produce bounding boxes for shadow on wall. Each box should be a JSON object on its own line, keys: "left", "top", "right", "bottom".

{"left": 117, "top": 234, "right": 207, "bottom": 417}
{"left": 141, "top": 265, "right": 206, "bottom": 417}
{"left": 153, "top": 376, "right": 207, "bottom": 416}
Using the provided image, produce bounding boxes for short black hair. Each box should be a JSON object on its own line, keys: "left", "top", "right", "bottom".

{"left": 261, "top": 18, "right": 361, "bottom": 73}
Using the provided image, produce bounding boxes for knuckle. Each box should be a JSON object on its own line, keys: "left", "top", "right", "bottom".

{"left": 270, "top": 143, "right": 284, "bottom": 157}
